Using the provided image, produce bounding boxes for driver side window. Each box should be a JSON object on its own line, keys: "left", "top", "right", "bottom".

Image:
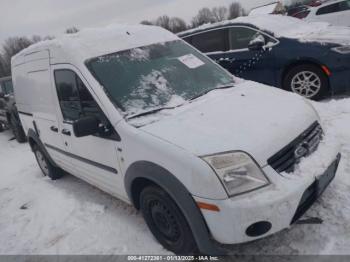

{"left": 229, "top": 27, "right": 260, "bottom": 50}
{"left": 54, "top": 69, "right": 107, "bottom": 125}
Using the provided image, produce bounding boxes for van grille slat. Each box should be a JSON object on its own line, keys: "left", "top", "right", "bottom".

{"left": 268, "top": 122, "right": 323, "bottom": 174}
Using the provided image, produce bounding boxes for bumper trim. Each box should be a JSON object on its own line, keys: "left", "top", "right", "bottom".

{"left": 291, "top": 153, "right": 341, "bottom": 224}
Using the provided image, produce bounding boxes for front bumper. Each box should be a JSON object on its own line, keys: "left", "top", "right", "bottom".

{"left": 195, "top": 153, "right": 341, "bottom": 245}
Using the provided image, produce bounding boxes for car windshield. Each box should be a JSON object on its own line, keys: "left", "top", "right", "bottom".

{"left": 87, "top": 40, "right": 234, "bottom": 117}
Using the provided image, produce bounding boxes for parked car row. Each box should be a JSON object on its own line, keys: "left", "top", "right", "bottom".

{"left": 178, "top": 15, "right": 350, "bottom": 100}
{"left": 0, "top": 76, "right": 26, "bottom": 142}
{"left": 7, "top": 20, "right": 342, "bottom": 255}
{"left": 291, "top": 0, "right": 350, "bottom": 27}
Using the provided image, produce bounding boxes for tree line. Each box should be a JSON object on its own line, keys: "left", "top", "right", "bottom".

{"left": 141, "top": 2, "right": 246, "bottom": 33}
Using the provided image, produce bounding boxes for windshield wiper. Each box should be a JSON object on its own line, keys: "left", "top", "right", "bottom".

{"left": 126, "top": 84, "right": 234, "bottom": 120}
{"left": 126, "top": 106, "right": 177, "bottom": 120}
{"left": 190, "top": 84, "right": 234, "bottom": 101}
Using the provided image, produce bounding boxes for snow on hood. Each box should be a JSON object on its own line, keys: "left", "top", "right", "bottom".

{"left": 179, "top": 15, "right": 350, "bottom": 46}
{"left": 135, "top": 81, "right": 319, "bottom": 166}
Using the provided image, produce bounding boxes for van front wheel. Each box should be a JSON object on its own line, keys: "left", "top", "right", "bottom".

{"left": 140, "top": 186, "right": 197, "bottom": 254}
{"left": 33, "top": 145, "right": 63, "bottom": 180}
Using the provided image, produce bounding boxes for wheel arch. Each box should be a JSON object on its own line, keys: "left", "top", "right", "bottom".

{"left": 27, "top": 128, "right": 58, "bottom": 168}
{"left": 279, "top": 59, "right": 330, "bottom": 90}
{"left": 124, "top": 160, "right": 223, "bottom": 254}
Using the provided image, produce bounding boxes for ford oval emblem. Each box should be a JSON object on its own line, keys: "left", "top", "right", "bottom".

{"left": 294, "top": 143, "right": 309, "bottom": 159}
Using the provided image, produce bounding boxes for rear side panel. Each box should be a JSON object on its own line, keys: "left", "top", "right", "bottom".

{"left": 12, "top": 50, "right": 69, "bottom": 168}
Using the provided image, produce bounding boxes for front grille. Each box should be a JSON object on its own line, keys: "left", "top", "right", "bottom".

{"left": 268, "top": 122, "right": 323, "bottom": 174}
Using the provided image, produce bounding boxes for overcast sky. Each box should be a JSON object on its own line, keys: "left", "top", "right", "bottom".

{"left": 0, "top": 0, "right": 289, "bottom": 45}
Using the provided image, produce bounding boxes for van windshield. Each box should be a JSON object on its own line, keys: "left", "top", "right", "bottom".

{"left": 87, "top": 40, "right": 234, "bottom": 116}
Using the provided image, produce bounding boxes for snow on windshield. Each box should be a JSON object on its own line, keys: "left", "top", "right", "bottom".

{"left": 123, "top": 69, "right": 186, "bottom": 114}
{"left": 87, "top": 40, "right": 234, "bottom": 118}
{"left": 129, "top": 48, "right": 150, "bottom": 61}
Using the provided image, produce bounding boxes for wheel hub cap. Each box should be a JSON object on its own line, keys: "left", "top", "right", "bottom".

{"left": 291, "top": 71, "right": 321, "bottom": 98}
{"left": 150, "top": 201, "right": 180, "bottom": 241}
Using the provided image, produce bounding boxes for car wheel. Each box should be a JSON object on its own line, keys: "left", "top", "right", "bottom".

{"left": 10, "top": 114, "right": 26, "bottom": 143}
{"left": 140, "top": 186, "right": 198, "bottom": 255}
{"left": 33, "top": 144, "right": 63, "bottom": 180}
{"left": 283, "top": 64, "right": 329, "bottom": 100}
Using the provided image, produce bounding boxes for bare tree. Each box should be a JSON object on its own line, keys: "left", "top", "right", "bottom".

{"left": 0, "top": 55, "right": 7, "bottom": 77}
{"left": 155, "top": 15, "right": 171, "bottom": 31}
{"left": 1, "top": 37, "right": 33, "bottom": 76}
{"left": 191, "top": 8, "right": 216, "bottom": 28}
{"left": 65, "top": 27, "right": 79, "bottom": 34}
{"left": 31, "top": 35, "right": 43, "bottom": 43}
{"left": 140, "top": 20, "right": 154, "bottom": 25}
{"left": 169, "top": 17, "right": 187, "bottom": 33}
{"left": 228, "top": 2, "right": 244, "bottom": 19}
{"left": 212, "top": 6, "right": 228, "bottom": 22}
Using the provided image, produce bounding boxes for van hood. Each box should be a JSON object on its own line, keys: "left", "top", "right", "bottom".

{"left": 137, "top": 81, "right": 319, "bottom": 166}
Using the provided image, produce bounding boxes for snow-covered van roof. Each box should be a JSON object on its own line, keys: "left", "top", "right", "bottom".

{"left": 12, "top": 24, "right": 178, "bottom": 66}
{"left": 178, "top": 15, "right": 350, "bottom": 46}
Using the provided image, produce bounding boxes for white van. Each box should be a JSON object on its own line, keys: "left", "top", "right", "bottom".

{"left": 11, "top": 24, "right": 341, "bottom": 254}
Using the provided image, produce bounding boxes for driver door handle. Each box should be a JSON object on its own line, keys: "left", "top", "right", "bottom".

{"left": 62, "top": 129, "right": 71, "bottom": 136}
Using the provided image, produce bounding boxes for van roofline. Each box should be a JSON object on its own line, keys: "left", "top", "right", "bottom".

{"left": 12, "top": 24, "right": 178, "bottom": 66}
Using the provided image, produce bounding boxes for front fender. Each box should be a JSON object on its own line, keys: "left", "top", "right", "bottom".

{"left": 124, "top": 161, "right": 224, "bottom": 255}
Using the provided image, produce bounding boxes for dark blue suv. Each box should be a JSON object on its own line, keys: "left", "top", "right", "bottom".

{"left": 178, "top": 15, "right": 350, "bottom": 100}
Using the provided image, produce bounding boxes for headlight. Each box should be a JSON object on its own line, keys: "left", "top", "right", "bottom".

{"left": 202, "top": 152, "right": 270, "bottom": 197}
{"left": 332, "top": 46, "right": 350, "bottom": 54}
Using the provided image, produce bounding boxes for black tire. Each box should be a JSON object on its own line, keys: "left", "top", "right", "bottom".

{"left": 10, "top": 114, "right": 26, "bottom": 143}
{"left": 33, "top": 144, "right": 63, "bottom": 180}
{"left": 283, "top": 64, "right": 329, "bottom": 100}
{"left": 140, "top": 186, "right": 198, "bottom": 255}
{"left": 0, "top": 123, "right": 3, "bottom": 132}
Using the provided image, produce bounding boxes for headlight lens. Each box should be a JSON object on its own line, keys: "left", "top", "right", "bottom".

{"left": 332, "top": 46, "right": 350, "bottom": 54}
{"left": 203, "top": 152, "right": 270, "bottom": 197}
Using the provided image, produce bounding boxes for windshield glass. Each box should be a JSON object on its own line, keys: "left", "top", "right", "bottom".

{"left": 87, "top": 40, "right": 234, "bottom": 116}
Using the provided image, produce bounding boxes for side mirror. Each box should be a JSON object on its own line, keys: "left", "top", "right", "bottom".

{"left": 248, "top": 35, "right": 266, "bottom": 51}
{"left": 73, "top": 116, "right": 100, "bottom": 138}
{"left": 0, "top": 92, "right": 4, "bottom": 99}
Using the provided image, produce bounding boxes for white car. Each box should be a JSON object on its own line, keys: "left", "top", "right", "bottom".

{"left": 301, "top": 0, "right": 350, "bottom": 26}
{"left": 11, "top": 24, "right": 341, "bottom": 254}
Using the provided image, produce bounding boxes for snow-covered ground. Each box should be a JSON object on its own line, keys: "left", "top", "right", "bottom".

{"left": 0, "top": 97, "right": 349, "bottom": 255}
